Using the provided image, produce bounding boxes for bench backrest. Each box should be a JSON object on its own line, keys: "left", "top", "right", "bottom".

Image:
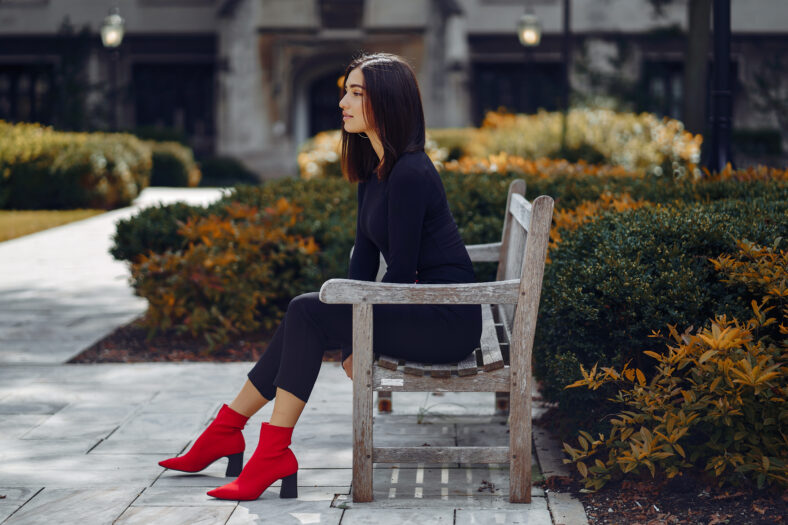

{"left": 496, "top": 180, "right": 527, "bottom": 332}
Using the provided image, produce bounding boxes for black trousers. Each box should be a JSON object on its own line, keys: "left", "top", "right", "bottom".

{"left": 247, "top": 292, "right": 482, "bottom": 402}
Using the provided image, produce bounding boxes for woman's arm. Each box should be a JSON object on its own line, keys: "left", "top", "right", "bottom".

{"left": 348, "top": 182, "right": 380, "bottom": 281}
{"left": 383, "top": 164, "right": 429, "bottom": 283}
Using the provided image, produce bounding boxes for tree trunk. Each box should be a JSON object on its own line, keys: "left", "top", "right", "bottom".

{"left": 682, "top": 0, "right": 712, "bottom": 135}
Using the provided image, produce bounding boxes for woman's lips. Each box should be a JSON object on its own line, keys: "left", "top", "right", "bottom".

{"left": 343, "top": 116, "right": 353, "bottom": 120}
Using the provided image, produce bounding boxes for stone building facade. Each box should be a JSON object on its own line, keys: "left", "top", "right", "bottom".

{"left": 0, "top": 0, "right": 786, "bottom": 176}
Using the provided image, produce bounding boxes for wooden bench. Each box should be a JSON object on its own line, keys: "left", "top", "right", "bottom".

{"left": 319, "top": 179, "right": 554, "bottom": 503}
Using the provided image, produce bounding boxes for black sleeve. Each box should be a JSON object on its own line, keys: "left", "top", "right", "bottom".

{"left": 348, "top": 182, "right": 380, "bottom": 281}
{"left": 382, "top": 161, "right": 429, "bottom": 283}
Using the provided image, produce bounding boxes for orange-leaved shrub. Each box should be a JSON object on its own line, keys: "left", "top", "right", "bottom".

{"left": 562, "top": 240, "right": 787, "bottom": 490}
{"left": 548, "top": 192, "right": 652, "bottom": 259}
{"left": 130, "top": 199, "right": 320, "bottom": 348}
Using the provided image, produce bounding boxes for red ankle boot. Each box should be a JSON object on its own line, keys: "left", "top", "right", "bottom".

{"left": 159, "top": 403, "right": 248, "bottom": 477}
{"left": 206, "top": 422, "right": 298, "bottom": 501}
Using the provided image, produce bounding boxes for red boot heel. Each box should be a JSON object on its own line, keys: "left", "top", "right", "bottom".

{"left": 280, "top": 472, "right": 298, "bottom": 499}
{"left": 207, "top": 423, "right": 298, "bottom": 501}
{"left": 159, "top": 404, "right": 249, "bottom": 476}
{"left": 226, "top": 451, "right": 244, "bottom": 477}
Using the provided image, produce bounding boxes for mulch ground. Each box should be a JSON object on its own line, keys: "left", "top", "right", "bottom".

{"left": 544, "top": 473, "right": 786, "bottom": 525}
{"left": 68, "top": 315, "right": 343, "bottom": 364}
{"left": 71, "top": 316, "right": 787, "bottom": 524}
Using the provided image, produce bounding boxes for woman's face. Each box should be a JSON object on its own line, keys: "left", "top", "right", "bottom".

{"left": 339, "top": 67, "right": 373, "bottom": 136}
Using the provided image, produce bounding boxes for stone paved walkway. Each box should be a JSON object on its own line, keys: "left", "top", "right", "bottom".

{"left": 0, "top": 188, "right": 587, "bottom": 524}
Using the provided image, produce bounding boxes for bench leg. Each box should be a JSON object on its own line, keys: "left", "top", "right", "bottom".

{"left": 352, "top": 304, "right": 374, "bottom": 502}
{"left": 495, "top": 392, "right": 510, "bottom": 415}
{"left": 377, "top": 392, "right": 392, "bottom": 413}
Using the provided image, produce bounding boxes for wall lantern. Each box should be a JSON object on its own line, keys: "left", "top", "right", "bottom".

{"left": 517, "top": 12, "right": 542, "bottom": 47}
{"left": 101, "top": 7, "right": 125, "bottom": 48}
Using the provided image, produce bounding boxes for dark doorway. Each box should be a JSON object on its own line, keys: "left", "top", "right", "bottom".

{"left": 472, "top": 61, "right": 563, "bottom": 125}
{"left": 0, "top": 64, "right": 54, "bottom": 125}
{"left": 131, "top": 62, "right": 215, "bottom": 155}
{"left": 309, "top": 70, "right": 344, "bottom": 137}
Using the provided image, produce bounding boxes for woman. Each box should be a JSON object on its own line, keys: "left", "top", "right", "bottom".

{"left": 158, "top": 52, "right": 482, "bottom": 501}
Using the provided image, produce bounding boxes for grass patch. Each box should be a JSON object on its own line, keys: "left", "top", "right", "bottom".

{"left": 0, "top": 209, "right": 106, "bottom": 242}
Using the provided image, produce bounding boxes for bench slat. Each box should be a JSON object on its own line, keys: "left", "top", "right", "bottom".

{"left": 377, "top": 355, "right": 399, "bottom": 371}
{"left": 466, "top": 242, "right": 502, "bottom": 262}
{"left": 509, "top": 193, "right": 533, "bottom": 233}
{"left": 456, "top": 350, "right": 479, "bottom": 376}
{"left": 373, "top": 365, "right": 510, "bottom": 392}
{"left": 480, "top": 304, "right": 504, "bottom": 371}
{"left": 404, "top": 361, "right": 425, "bottom": 376}
{"left": 430, "top": 363, "right": 452, "bottom": 378}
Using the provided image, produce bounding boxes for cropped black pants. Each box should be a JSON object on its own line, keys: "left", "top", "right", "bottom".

{"left": 247, "top": 292, "right": 482, "bottom": 403}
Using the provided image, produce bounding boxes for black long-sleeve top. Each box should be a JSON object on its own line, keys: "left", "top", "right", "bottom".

{"left": 348, "top": 151, "right": 476, "bottom": 285}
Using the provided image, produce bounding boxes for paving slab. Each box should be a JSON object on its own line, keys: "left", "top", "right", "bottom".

{"left": 114, "top": 505, "right": 236, "bottom": 525}
{"left": 340, "top": 508, "right": 453, "bottom": 524}
{"left": 0, "top": 487, "right": 43, "bottom": 523}
{"left": 1, "top": 487, "right": 144, "bottom": 524}
{"left": 227, "top": 499, "right": 344, "bottom": 525}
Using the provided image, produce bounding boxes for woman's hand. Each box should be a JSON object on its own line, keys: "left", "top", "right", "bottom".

{"left": 342, "top": 354, "right": 353, "bottom": 379}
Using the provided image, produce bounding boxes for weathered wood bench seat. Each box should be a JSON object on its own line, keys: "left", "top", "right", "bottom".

{"left": 319, "top": 179, "right": 554, "bottom": 503}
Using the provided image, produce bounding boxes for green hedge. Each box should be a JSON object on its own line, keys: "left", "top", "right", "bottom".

{"left": 0, "top": 121, "right": 151, "bottom": 210}
{"left": 110, "top": 165, "right": 787, "bottom": 369}
{"left": 147, "top": 141, "right": 201, "bottom": 187}
{"left": 535, "top": 198, "right": 788, "bottom": 433}
{"left": 198, "top": 156, "right": 259, "bottom": 187}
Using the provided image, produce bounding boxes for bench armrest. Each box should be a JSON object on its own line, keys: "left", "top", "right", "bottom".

{"left": 319, "top": 278, "right": 520, "bottom": 305}
{"left": 466, "top": 242, "right": 501, "bottom": 262}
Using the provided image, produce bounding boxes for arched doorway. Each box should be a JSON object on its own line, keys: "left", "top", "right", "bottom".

{"left": 308, "top": 69, "right": 344, "bottom": 137}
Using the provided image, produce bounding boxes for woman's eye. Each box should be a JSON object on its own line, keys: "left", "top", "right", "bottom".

{"left": 353, "top": 92, "right": 362, "bottom": 97}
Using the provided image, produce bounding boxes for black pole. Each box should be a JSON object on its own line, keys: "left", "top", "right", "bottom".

{"left": 707, "top": 0, "right": 733, "bottom": 172}
{"left": 110, "top": 49, "right": 119, "bottom": 130}
{"left": 560, "top": 0, "right": 570, "bottom": 153}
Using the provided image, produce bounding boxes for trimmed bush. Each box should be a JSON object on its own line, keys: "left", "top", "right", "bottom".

{"left": 110, "top": 201, "right": 206, "bottom": 263}
{"left": 147, "top": 141, "right": 201, "bottom": 187}
{"left": 130, "top": 200, "right": 320, "bottom": 347}
{"left": 111, "top": 159, "right": 787, "bottom": 354}
{"left": 198, "top": 156, "right": 259, "bottom": 187}
{"left": 0, "top": 120, "right": 151, "bottom": 209}
{"left": 535, "top": 199, "right": 788, "bottom": 431}
{"left": 112, "top": 177, "right": 356, "bottom": 290}
{"left": 562, "top": 241, "right": 787, "bottom": 490}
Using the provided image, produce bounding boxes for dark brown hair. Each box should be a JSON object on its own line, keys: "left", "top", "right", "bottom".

{"left": 340, "top": 52, "right": 426, "bottom": 182}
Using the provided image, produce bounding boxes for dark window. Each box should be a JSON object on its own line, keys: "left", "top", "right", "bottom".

{"left": 471, "top": 61, "right": 563, "bottom": 125}
{"left": 642, "top": 61, "right": 683, "bottom": 120}
{"left": 320, "top": 0, "right": 364, "bottom": 29}
{"left": 0, "top": 64, "right": 54, "bottom": 125}
{"left": 309, "top": 70, "right": 343, "bottom": 136}
{"left": 131, "top": 62, "right": 215, "bottom": 154}
{"left": 641, "top": 60, "right": 738, "bottom": 122}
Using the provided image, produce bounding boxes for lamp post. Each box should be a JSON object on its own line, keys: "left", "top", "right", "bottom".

{"left": 707, "top": 0, "right": 734, "bottom": 172}
{"left": 560, "top": 0, "right": 570, "bottom": 154}
{"left": 517, "top": 6, "right": 541, "bottom": 118}
{"left": 100, "top": 7, "right": 125, "bottom": 130}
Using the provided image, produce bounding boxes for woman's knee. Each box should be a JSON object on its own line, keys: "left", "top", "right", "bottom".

{"left": 287, "top": 292, "right": 321, "bottom": 317}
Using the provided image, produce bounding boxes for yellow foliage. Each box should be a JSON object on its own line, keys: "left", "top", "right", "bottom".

{"left": 563, "top": 240, "right": 788, "bottom": 491}
{"left": 296, "top": 130, "right": 448, "bottom": 179}
{"left": 474, "top": 108, "right": 703, "bottom": 174}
